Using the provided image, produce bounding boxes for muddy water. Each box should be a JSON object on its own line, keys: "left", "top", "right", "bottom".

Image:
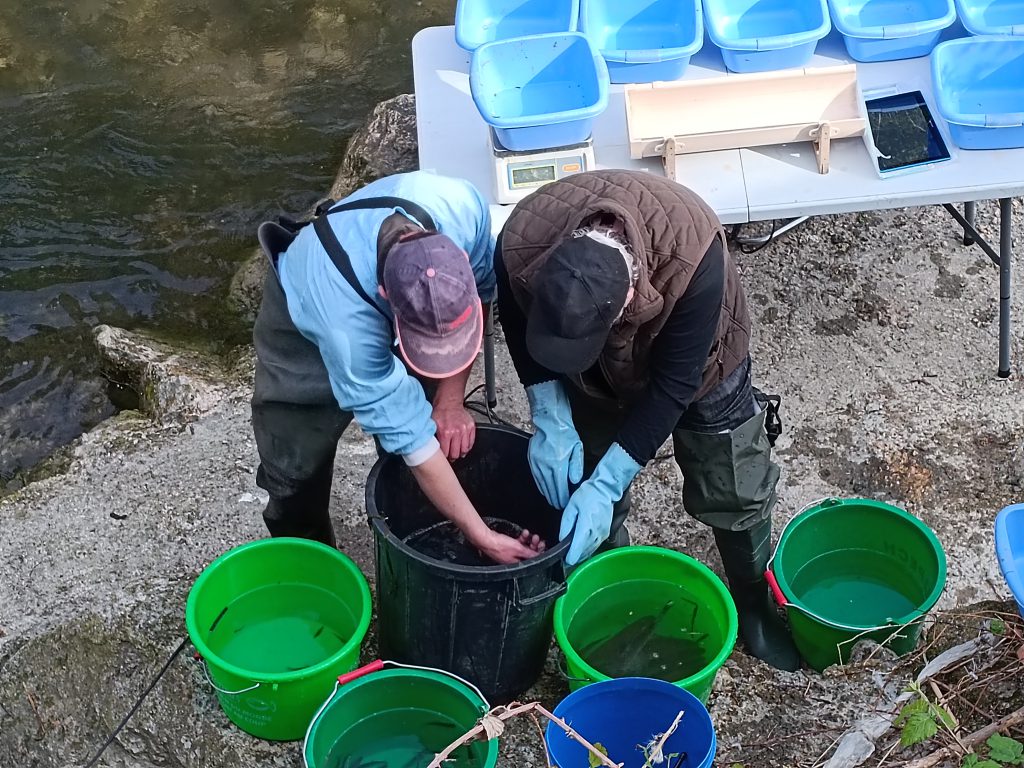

{"left": 0, "top": 0, "right": 454, "bottom": 487}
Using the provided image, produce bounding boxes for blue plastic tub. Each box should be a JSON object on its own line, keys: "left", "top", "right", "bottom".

{"left": 545, "top": 678, "right": 717, "bottom": 768}
{"left": 955, "top": 0, "right": 1024, "bottom": 35}
{"left": 470, "top": 32, "right": 609, "bottom": 152}
{"left": 455, "top": 0, "right": 580, "bottom": 51}
{"left": 932, "top": 37, "right": 1024, "bottom": 149}
{"left": 579, "top": 0, "right": 704, "bottom": 83}
{"left": 996, "top": 503, "right": 1024, "bottom": 618}
{"left": 703, "top": 0, "right": 831, "bottom": 72}
{"left": 828, "top": 0, "right": 956, "bottom": 61}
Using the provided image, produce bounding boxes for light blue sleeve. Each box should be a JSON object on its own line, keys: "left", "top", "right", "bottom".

{"left": 282, "top": 254, "right": 437, "bottom": 458}
{"left": 462, "top": 184, "right": 497, "bottom": 304}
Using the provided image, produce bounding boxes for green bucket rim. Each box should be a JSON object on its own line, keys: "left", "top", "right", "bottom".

{"left": 185, "top": 537, "right": 373, "bottom": 684}
{"left": 552, "top": 546, "right": 739, "bottom": 689}
{"left": 302, "top": 665, "right": 498, "bottom": 768}
{"left": 770, "top": 497, "right": 948, "bottom": 632}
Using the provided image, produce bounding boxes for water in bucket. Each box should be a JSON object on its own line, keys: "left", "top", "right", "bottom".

{"left": 792, "top": 548, "right": 919, "bottom": 625}
{"left": 569, "top": 581, "right": 711, "bottom": 681}
{"left": 322, "top": 708, "right": 479, "bottom": 768}
{"left": 206, "top": 583, "right": 357, "bottom": 674}
{"left": 404, "top": 516, "right": 550, "bottom": 566}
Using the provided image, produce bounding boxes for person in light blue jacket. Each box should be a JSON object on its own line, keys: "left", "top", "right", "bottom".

{"left": 252, "top": 171, "right": 545, "bottom": 564}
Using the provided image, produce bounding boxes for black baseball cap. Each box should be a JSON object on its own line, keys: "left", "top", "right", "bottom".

{"left": 525, "top": 236, "right": 630, "bottom": 374}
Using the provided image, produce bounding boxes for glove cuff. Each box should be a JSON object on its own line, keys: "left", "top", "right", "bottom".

{"left": 592, "top": 442, "right": 643, "bottom": 500}
{"left": 526, "top": 379, "right": 568, "bottom": 417}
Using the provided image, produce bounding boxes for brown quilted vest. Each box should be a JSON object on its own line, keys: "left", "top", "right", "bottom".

{"left": 501, "top": 170, "right": 750, "bottom": 400}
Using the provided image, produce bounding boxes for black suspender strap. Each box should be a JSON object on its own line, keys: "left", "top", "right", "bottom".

{"left": 310, "top": 196, "right": 437, "bottom": 322}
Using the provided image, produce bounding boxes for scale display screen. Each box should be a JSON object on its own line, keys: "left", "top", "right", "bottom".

{"left": 865, "top": 90, "right": 950, "bottom": 173}
{"left": 511, "top": 164, "right": 557, "bottom": 186}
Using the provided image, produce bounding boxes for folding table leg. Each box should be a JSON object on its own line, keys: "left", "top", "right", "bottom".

{"left": 998, "top": 198, "right": 1013, "bottom": 378}
{"left": 484, "top": 307, "right": 498, "bottom": 408}
{"left": 964, "top": 201, "right": 977, "bottom": 246}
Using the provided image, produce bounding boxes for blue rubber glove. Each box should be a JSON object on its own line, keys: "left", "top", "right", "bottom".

{"left": 560, "top": 443, "right": 642, "bottom": 566}
{"left": 525, "top": 380, "right": 584, "bottom": 510}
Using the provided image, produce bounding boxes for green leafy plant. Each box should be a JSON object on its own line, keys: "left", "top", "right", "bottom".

{"left": 895, "top": 684, "right": 957, "bottom": 748}
{"left": 962, "top": 734, "right": 1024, "bottom": 767}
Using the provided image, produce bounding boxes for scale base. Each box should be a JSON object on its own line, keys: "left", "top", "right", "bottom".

{"left": 490, "top": 129, "right": 596, "bottom": 205}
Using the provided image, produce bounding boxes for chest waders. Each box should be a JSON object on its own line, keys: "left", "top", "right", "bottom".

{"left": 250, "top": 198, "right": 435, "bottom": 546}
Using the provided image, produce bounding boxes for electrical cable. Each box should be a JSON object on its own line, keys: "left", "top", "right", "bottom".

{"left": 82, "top": 637, "right": 189, "bottom": 768}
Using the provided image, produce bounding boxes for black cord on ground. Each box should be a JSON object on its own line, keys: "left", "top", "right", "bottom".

{"left": 82, "top": 637, "right": 189, "bottom": 768}
{"left": 738, "top": 219, "right": 780, "bottom": 255}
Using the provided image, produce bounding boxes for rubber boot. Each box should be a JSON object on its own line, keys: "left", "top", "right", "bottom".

{"left": 713, "top": 518, "right": 801, "bottom": 671}
{"left": 259, "top": 462, "right": 338, "bottom": 547}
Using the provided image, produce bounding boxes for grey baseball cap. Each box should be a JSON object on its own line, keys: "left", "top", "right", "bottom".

{"left": 384, "top": 231, "right": 483, "bottom": 378}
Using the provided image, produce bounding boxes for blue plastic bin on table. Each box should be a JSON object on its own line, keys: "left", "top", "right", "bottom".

{"left": 828, "top": 0, "right": 956, "bottom": 61}
{"left": 470, "top": 32, "right": 610, "bottom": 152}
{"left": 996, "top": 504, "right": 1024, "bottom": 618}
{"left": 702, "top": 0, "right": 831, "bottom": 72}
{"left": 932, "top": 36, "right": 1024, "bottom": 150}
{"left": 955, "top": 0, "right": 1024, "bottom": 35}
{"left": 454, "top": 0, "right": 580, "bottom": 51}
{"left": 579, "top": 0, "right": 704, "bottom": 83}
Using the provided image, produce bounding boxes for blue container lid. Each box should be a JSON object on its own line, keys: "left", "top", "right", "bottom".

{"left": 580, "top": 0, "right": 704, "bottom": 63}
{"left": 470, "top": 32, "right": 610, "bottom": 129}
{"left": 828, "top": 0, "right": 956, "bottom": 40}
{"left": 932, "top": 36, "right": 1024, "bottom": 127}
{"left": 455, "top": 0, "right": 581, "bottom": 52}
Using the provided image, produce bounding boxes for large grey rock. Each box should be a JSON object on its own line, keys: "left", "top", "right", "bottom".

{"left": 229, "top": 93, "right": 420, "bottom": 322}
{"left": 93, "top": 325, "right": 238, "bottom": 424}
{"left": 329, "top": 93, "right": 419, "bottom": 201}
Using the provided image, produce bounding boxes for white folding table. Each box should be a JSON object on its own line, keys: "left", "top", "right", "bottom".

{"left": 411, "top": 25, "right": 1024, "bottom": 405}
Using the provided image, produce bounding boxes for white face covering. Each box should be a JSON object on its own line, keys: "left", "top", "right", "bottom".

{"left": 570, "top": 226, "right": 638, "bottom": 321}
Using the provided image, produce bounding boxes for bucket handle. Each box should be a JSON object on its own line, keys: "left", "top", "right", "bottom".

{"left": 198, "top": 658, "right": 261, "bottom": 695}
{"left": 764, "top": 567, "right": 924, "bottom": 636}
{"left": 555, "top": 654, "right": 592, "bottom": 685}
{"left": 515, "top": 579, "right": 567, "bottom": 608}
{"left": 302, "top": 660, "right": 492, "bottom": 768}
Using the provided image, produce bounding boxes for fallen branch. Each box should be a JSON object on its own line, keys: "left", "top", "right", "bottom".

{"left": 640, "top": 710, "right": 685, "bottom": 768}
{"left": 427, "top": 701, "right": 623, "bottom": 768}
{"left": 899, "top": 703, "right": 1024, "bottom": 768}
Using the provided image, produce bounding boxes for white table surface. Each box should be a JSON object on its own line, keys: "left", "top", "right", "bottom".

{"left": 411, "top": 24, "right": 1024, "bottom": 230}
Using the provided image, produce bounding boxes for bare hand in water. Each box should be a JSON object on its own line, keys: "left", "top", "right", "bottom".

{"left": 476, "top": 526, "right": 547, "bottom": 565}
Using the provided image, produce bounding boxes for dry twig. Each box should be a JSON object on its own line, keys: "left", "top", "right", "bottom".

{"left": 427, "top": 701, "right": 623, "bottom": 768}
{"left": 639, "top": 710, "right": 685, "bottom": 768}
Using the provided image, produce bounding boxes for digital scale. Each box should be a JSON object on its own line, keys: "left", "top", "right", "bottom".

{"left": 490, "top": 129, "right": 596, "bottom": 204}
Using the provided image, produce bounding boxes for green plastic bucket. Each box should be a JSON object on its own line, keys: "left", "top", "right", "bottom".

{"left": 303, "top": 660, "right": 498, "bottom": 768}
{"left": 185, "top": 537, "right": 373, "bottom": 741}
{"left": 553, "top": 546, "right": 738, "bottom": 704}
{"left": 766, "top": 497, "right": 947, "bottom": 671}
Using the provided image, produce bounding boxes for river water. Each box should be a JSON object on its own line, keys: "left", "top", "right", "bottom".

{"left": 0, "top": 0, "right": 454, "bottom": 487}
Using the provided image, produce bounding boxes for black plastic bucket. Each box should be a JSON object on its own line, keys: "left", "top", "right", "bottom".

{"left": 365, "top": 423, "right": 569, "bottom": 704}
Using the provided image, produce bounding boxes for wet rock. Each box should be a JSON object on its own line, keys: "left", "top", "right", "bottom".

{"left": 329, "top": 93, "right": 419, "bottom": 201}
{"left": 229, "top": 93, "right": 419, "bottom": 322}
{"left": 93, "top": 325, "right": 235, "bottom": 424}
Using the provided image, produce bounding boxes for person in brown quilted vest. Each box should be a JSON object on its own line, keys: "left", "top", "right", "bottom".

{"left": 496, "top": 169, "right": 800, "bottom": 670}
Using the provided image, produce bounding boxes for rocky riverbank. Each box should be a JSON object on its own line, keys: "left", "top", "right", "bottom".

{"left": 1, "top": 95, "right": 1022, "bottom": 768}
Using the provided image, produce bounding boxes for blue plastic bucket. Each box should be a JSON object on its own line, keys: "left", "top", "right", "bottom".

{"left": 703, "top": 0, "right": 831, "bottom": 72}
{"left": 455, "top": 0, "right": 580, "bottom": 51}
{"left": 932, "top": 37, "right": 1024, "bottom": 150}
{"left": 470, "top": 32, "right": 610, "bottom": 152}
{"left": 579, "top": 0, "right": 704, "bottom": 83}
{"left": 996, "top": 503, "right": 1024, "bottom": 618}
{"left": 955, "top": 0, "right": 1024, "bottom": 35}
{"left": 829, "top": 0, "right": 955, "bottom": 61}
{"left": 546, "top": 677, "right": 716, "bottom": 768}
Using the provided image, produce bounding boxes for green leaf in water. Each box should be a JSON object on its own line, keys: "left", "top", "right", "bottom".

{"left": 589, "top": 742, "right": 609, "bottom": 768}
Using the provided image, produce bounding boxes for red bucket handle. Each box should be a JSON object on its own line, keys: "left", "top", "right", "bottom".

{"left": 337, "top": 659, "right": 385, "bottom": 686}
{"left": 764, "top": 568, "right": 788, "bottom": 607}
